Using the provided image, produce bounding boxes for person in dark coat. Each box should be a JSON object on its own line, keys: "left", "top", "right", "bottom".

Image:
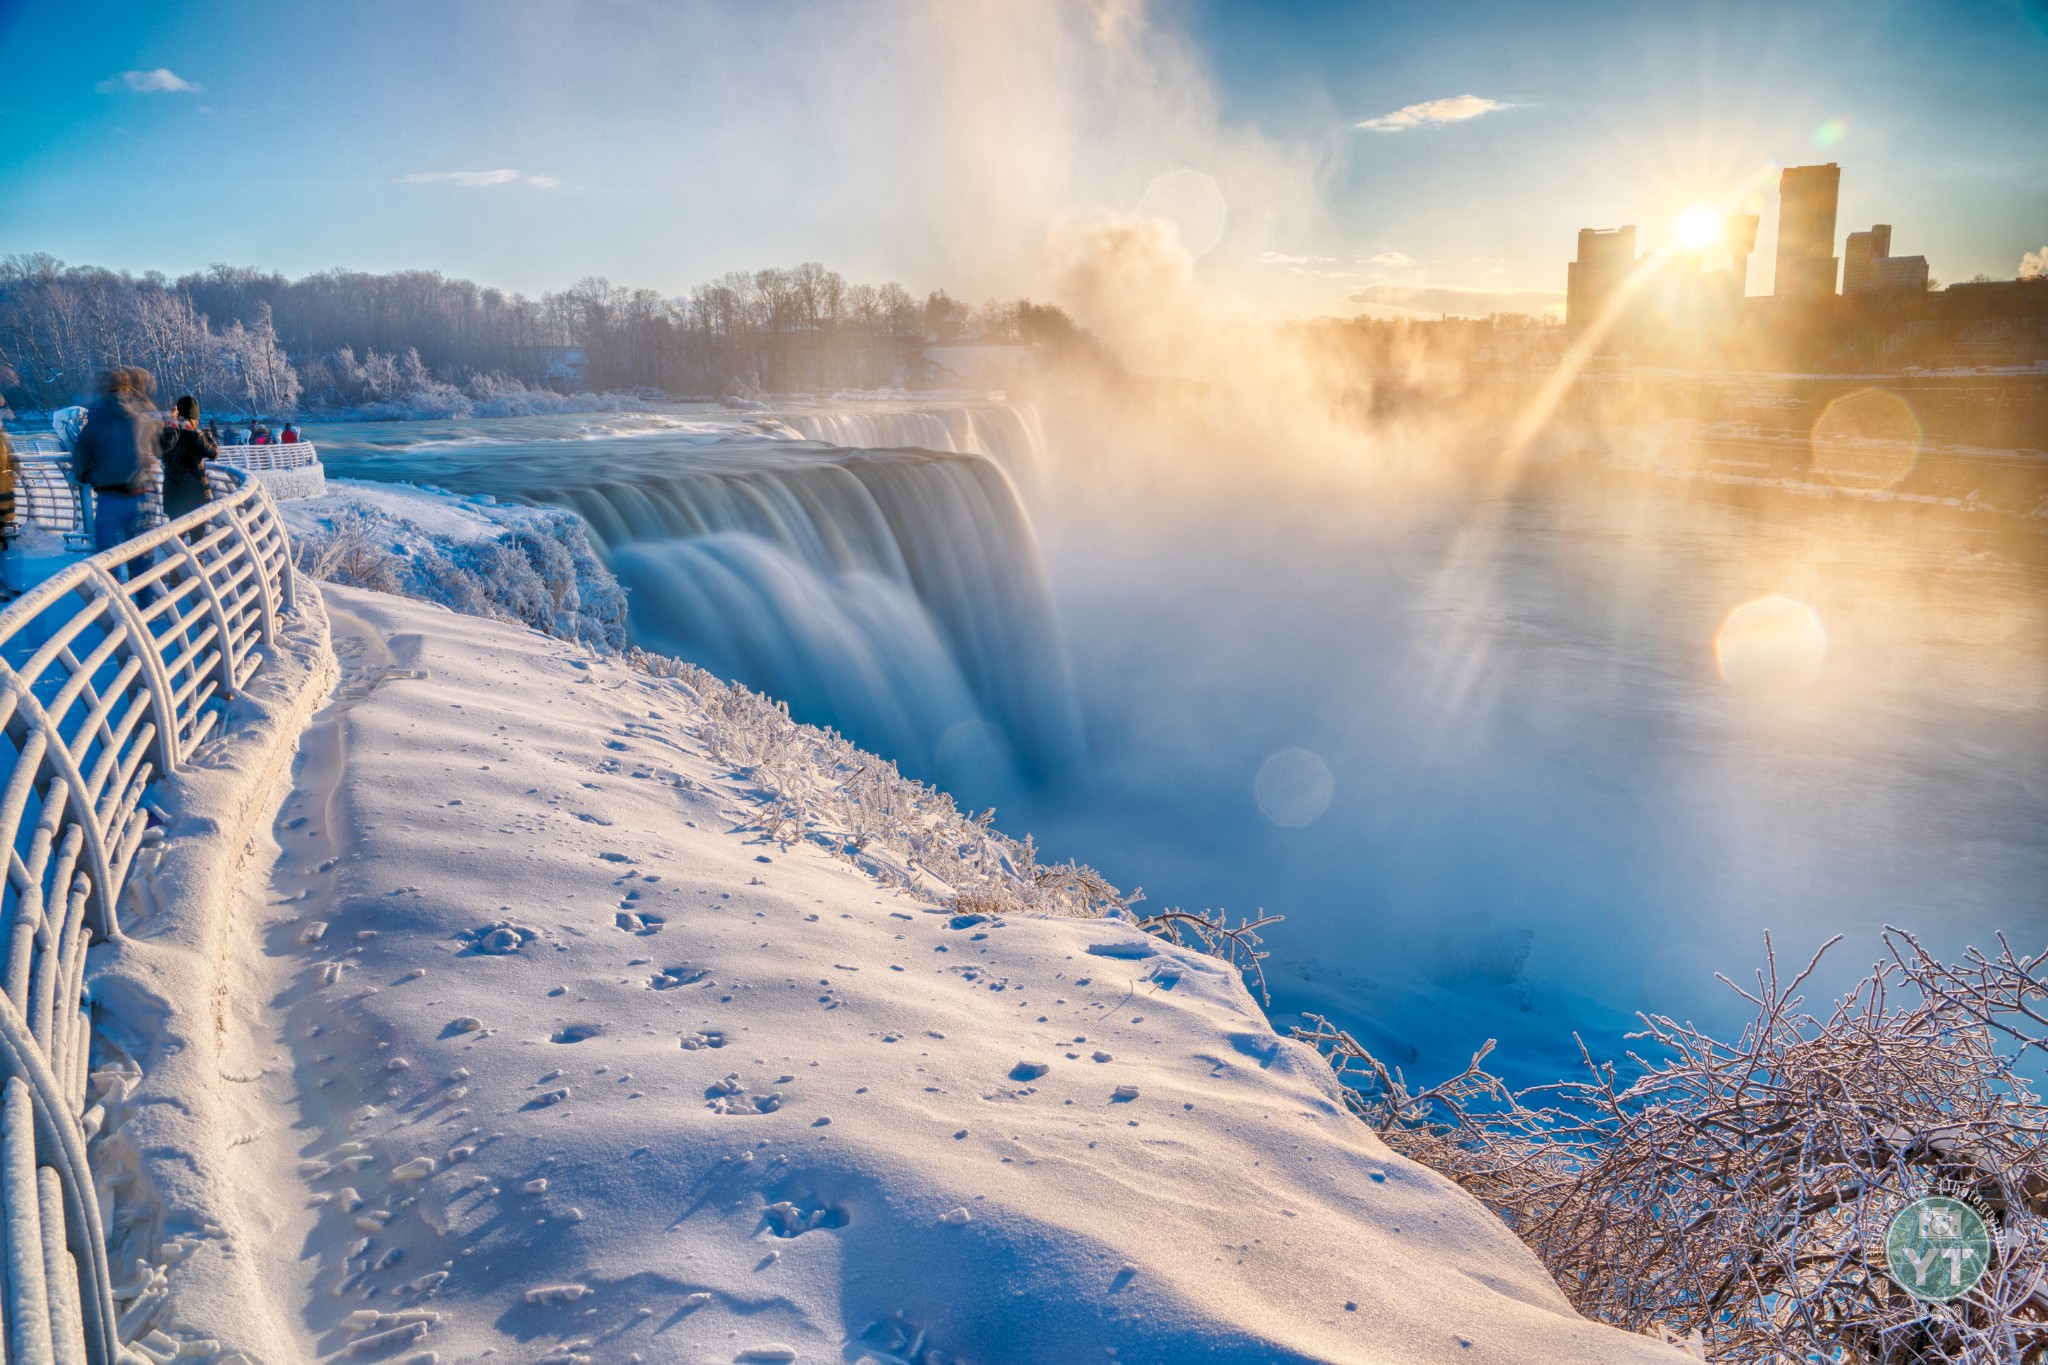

{"left": 70, "top": 368, "right": 161, "bottom": 557}
{"left": 159, "top": 394, "right": 220, "bottom": 519}
{"left": 0, "top": 426, "right": 16, "bottom": 602}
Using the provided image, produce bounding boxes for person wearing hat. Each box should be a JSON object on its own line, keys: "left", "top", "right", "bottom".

{"left": 160, "top": 394, "right": 220, "bottom": 520}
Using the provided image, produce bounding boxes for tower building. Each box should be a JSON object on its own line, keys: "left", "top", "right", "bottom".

{"left": 1774, "top": 163, "right": 1841, "bottom": 300}
{"left": 1567, "top": 225, "right": 1637, "bottom": 331}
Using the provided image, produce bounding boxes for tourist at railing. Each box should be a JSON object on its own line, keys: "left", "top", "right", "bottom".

{"left": 70, "top": 367, "right": 162, "bottom": 562}
{"left": 280, "top": 420, "right": 301, "bottom": 443}
{"left": 161, "top": 394, "right": 222, "bottom": 520}
{"left": 250, "top": 420, "right": 273, "bottom": 445}
{"left": 0, "top": 425, "right": 15, "bottom": 604}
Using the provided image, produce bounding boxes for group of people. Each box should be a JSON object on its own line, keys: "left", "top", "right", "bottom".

{"left": 69, "top": 367, "right": 224, "bottom": 555}
{"left": 210, "top": 418, "right": 301, "bottom": 446}
{"left": 0, "top": 366, "right": 300, "bottom": 602}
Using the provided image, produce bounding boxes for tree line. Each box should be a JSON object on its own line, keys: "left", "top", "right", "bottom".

{"left": 0, "top": 253, "right": 1102, "bottom": 415}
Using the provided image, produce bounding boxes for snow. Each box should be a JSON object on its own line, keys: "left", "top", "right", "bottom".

{"left": 96, "top": 580, "right": 1683, "bottom": 1363}
{"left": 283, "top": 479, "right": 531, "bottom": 546}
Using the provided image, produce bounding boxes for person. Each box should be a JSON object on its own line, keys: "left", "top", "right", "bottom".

{"left": 279, "top": 420, "right": 300, "bottom": 443}
{"left": 251, "top": 421, "right": 272, "bottom": 445}
{"left": 0, "top": 425, "right": 16, "bottom": 603}
{"left": 204, "top": 417, "right": 220, "bottom": 445}
{"left": 160, "top": 394, "right": 220, "bottom": 519}
{"left": 70, "top": 368, "right": 161, "bottom": 559}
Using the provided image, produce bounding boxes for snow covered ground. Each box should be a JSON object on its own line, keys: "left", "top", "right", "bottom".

{"left": 103, "top": 579, "right": 1683, "bottom": 1364}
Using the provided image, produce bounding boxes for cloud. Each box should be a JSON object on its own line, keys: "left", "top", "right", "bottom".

{"left": 400, "top": 170, "right": 558, "bottom": 189}
{"left": 1362, "top": 251, "right": 1416, "bottom": 267}
{"left": 1258, "top": 250, "right": 1337, "bottom": 266}
{"left": 1346, "top": 283, "right": 1563, "bottom": 318}
{"left": 2021, "top": 246, "right": 2048, "bottom": 280}
{"left": 1354, "top": 94, "right": 1511, "bottom": 133}
{"left": 98, "top": 68, "right": 201, "bottom": 94}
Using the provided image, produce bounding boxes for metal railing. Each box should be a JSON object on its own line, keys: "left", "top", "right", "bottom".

{"left": 215, "top": 441, "right": 318, "bottom": 473}
{"left": 0, "top": 465, "right": 296, "bottom": 1363}
{"left": 11, "top": 456, "right": 93, "bottom": 551}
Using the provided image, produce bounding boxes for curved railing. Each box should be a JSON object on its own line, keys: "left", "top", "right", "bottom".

{"left": 0, "top": 465, "right": 296, "bottom": 1363}
{"left": 13, "top": 455, "right": 95, "bottom": 551}
{"left": 215, "top": 441, "right": 318, "bottom": 474}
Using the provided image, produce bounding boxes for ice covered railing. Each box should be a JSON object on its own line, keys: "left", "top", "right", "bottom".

{"left": 214, "top": 440, "right": 326, "bottom": 499}
{"left": 0, "top": 463, "right": 296, "bottom": 1363}
{"left": 12, "top": 452, "right": 93, "bottom": 551}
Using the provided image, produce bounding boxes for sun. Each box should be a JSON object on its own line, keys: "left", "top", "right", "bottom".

{"left": 1676, "top": 205, "right": 1722, "bottom": 251}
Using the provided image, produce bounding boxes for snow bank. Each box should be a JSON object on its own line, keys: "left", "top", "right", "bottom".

{"left": 283, "top": 480, "right": 627, "bottom": 652}
{"left": 143, "top": 584, "right": 1679, "bottom": 1365}
{"left": 82, "top": 594, "right": 338, "bottom": 1362}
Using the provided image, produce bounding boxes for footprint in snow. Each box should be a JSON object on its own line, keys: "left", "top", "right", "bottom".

{"left": 460, "top": 923, "right": 541, "bottom": 956}
{"left": 550, "top": 1023, "right": 603, "bottom": 1044}
{"left": 1009, "top": 1061, "right": 1050, "bottom": 1082}
{"left": 614, "top": 911, "right": 665, "bottom": 936}
{"left": 760, "top": 1197, "right": 847, "bottom": 1237}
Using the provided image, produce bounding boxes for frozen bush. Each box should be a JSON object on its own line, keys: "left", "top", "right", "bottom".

{"left": 292, "top": 498, "right": 625, "bottom": 651}
{"left": 1299, "top": 931, "right": 2048, "bottom": 1363}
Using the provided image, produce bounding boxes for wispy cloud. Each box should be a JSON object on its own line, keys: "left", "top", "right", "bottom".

{"left": 1257, "top": 250, "right": 1354, "bottom": 279}
{"left": 98, "top": 68, "right": 201, "bottom": 95}
{"left": 1354, "top": 94, "right": 1511, "bottom": 133}
{"left": 1362, "top": 251, "right": 1416, "bottom": 267}
{"left": 400, "top": 170, "right": 559, "bottom": 189}
{"left": 1347, "top": 283, "right": 1563, "bottom": 317}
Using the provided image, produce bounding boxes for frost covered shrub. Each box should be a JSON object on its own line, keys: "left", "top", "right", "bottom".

{"left": 624, "top": 646, "right": 1133, "bottom": 920}
{"left": 292, "top": 500, "right": 626, "bottom": 651}
{"left": 1301, "top": 932, "right": 2048, "bottom": 1364}
{"left": 294, "top": 502, "right": 404, "bottom": 595}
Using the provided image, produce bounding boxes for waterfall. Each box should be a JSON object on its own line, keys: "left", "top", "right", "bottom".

{"left": 314, "top": 406, "right": 1078, "bottom": 800}
{"left": 766, "top": 403, "right": 1047, "bottom": 490}
{"left": 559, "top": 448, "right": 1082, "bottom": 798}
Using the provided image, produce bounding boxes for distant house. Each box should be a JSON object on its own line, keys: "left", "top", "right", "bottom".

{"left": 527, "top": 346, "right": 588, "bottom": 389}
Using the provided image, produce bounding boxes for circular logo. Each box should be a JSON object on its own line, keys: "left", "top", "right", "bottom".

{"left": 1884, "top": 1196, "right": 1994, "bottom": 1301}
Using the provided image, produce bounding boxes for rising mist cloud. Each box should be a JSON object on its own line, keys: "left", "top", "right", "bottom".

{"left": 400, "top": 170, "right": 559, "bottom": 189}
{"left": 98, "top": 68, "right": 201, "bottom": 94}
{"left": 1354, "top": 95, "right": 1511, "bottom": 132}
{"left": 2022, "top": 246, "right": 2048, "bottom": 280}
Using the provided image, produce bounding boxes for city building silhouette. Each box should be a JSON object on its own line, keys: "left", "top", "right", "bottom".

{"left": 1773, "top": 163, "right": 1841, "bottom": 300}
{"left": 1566, "top": 226, "right": 1637, "bottom": 331}
{"left": 1843, "top": 225, "right": 1930, "bottom": 300}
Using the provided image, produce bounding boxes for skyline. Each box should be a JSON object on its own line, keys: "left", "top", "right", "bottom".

{"left": 0, "top": 0, "right": 2043, "bottom": 321}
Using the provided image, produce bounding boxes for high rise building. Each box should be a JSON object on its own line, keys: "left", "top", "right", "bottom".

{"left": 1843, "top": 224, "right": 1929, "bottom": 300}
{"left": 1566, "top": 225, "right": 1637, "bottom": 331}
{"left": 1725, "top": 214, "right": 1760, "bottom": 296}
{"left": 1774, "top": 163, "right": 1841, "bottom": 300}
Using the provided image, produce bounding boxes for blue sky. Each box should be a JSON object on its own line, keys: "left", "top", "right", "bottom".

{"left": 0, "top": 0, "right": 2042, "bottom": 314}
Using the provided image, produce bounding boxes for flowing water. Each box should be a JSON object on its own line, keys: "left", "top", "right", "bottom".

{"left": 307, "top": 400, "right": 2048, "bottom": 1083}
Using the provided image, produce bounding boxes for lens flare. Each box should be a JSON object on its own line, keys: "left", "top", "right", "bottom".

{"left": 1810, "top": 388, "right": 1922, "bottom": 491}
{"left": 1675, "top": 206, "right": 1722, "bottom": 251}
{"left": 1254, "top": 747, "right": 1334, "bottom": 827}
{"left": 1714, "top": 595, "right": 1828, "bottom": 689}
